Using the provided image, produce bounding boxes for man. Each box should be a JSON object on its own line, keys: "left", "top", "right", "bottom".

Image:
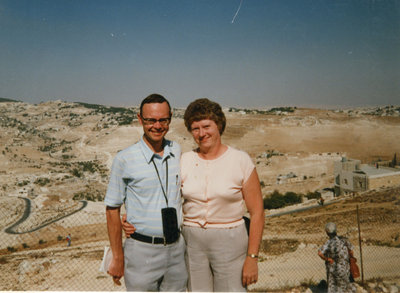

{"left": 105, "top": 94, "right": 187, "bottom": 291}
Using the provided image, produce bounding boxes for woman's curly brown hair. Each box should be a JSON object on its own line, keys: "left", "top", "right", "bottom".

{"left": 184, "top": 98, "right": 226, "bottom": 135}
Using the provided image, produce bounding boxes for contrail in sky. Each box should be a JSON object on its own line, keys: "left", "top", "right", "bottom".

{"left": 231, "top": 0, "right": 243, "bottom": 23}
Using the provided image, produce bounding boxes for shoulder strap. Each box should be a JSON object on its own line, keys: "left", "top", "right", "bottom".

{"left": 340, "top": 236, "right": 353, "bottom": 258}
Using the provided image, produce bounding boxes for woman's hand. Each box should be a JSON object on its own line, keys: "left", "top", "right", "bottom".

{"left": 242, "top": 256, "right": 258, "bottom": 287}
{"left": 121, "top": 214, "right": 136, "bottom": 238}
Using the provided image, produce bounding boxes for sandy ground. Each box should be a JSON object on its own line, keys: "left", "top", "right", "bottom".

{"left": 251, "top": 245, "right": 400, "bottom": 291}
{"left": 1, "top": 230, "right": 399, "bottom": 291}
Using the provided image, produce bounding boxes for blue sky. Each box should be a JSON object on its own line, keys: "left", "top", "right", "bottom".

{"left": 0, "top": 0, "right": 399, "bottom": 108}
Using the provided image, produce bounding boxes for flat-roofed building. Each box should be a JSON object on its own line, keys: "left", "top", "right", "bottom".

{"left": 334, "top": 157, "right": 400, "bottom": 195}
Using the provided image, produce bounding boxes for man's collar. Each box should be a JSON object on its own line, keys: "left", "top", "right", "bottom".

{"left": 139, "top": 136, "right": 175, "bottom": 164}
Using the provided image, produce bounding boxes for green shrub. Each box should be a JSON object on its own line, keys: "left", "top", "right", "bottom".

{"left": 79, "top": 161, "right": 97, "bottom": 173}
{"left": 17, "top": 180, "right": 30, "bottom": 187}
{"left": 264, "top": 190, "right": 302, "bottom": 210}
{"left": 268, "top": 107, "right": 296, "bottom": 113}
{"left": 72, "top": 168, "right": 82, "bottom": 178}
{"left": 7, "top": 246, "right": 16, "bottom": 252}
{"left": 34, "top": 177, "right": 50, "bottom": 186}
{"left": 305, "top": 191, "right": 321, "bottom": 200}
{"left": 73, "top": 191, "right": 104, "bottom": 202}
{"left": 264, "top": 190, "right": 285, "bottom": 209}
{"left": 62, "top": 154, "right": 75, "bottom": 160}
{"left": 284, "top": 192, "right": 302, "bottom": 204}
{"left": 39, "top": 144, "right": 56, "bottom": 152}
{"left": 62, "top": 146, "right": 72, "bottom": 153}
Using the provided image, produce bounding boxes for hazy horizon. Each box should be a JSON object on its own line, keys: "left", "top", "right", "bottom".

{"left": 3, "top": 96, "right": 400, "bottom": 112}
{"left": 1, "top": 1, "right": 399, "bottom": 108}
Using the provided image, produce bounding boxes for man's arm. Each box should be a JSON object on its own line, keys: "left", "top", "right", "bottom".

{"left": 106, "top": 206, "right": 124, "bottom": 283}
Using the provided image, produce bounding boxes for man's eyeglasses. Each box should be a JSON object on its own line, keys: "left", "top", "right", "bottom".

{"left": 141, "top": 117, "right": 171, "bottom": 126}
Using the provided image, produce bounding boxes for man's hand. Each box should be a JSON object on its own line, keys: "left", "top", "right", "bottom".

{"left": 106, "top": 206, "right": 124, "bottom": 286}
{"left": 242, "top": 256, "right": 258, "bottom": 287}
{"left": 121, "top": 214, "right": 136, "bottom": 238}
{"left": 107, "top": 257, "right": 124, "bottom": 286}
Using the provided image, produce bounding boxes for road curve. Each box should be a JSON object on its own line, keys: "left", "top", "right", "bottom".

{"left": 5, "top": 197, "right": 87, "bottom": 234}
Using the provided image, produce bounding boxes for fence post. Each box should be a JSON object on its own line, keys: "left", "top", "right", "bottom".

{"left": 356, "top": 205, "right": 364, "bottom": 284}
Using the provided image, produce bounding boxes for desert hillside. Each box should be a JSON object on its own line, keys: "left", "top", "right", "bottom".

{"left": 1, "top": 101, "right": 399, "bottom": 243}
{"left": 1, "top": 101, "right": 399, "bottom": 203}
{"left": 0, "top": 101, "right": 399, "bottom": 291}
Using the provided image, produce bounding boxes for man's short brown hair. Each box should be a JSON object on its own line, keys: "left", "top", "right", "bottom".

{"left": 184, "top": 98, "right": 226, "bottom": 135}
{"left": 140, "top": 93, "right": 172, "bottom": 116}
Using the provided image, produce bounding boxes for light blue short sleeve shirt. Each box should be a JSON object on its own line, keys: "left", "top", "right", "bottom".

{"left": 105, "top": 137, "right": 182, "bottom": 237}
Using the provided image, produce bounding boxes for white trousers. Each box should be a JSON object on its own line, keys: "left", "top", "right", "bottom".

{"left": 124, "top": 235, "right": 188, "bottom": 292}
{"left": 182, "top": 224, "right": 248, "bottom": 292}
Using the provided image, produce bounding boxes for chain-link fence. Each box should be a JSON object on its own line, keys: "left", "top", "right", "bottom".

{"left": 250, "top": 200, "right": 400, "bottom": 292}
{"left": 1, "top": 192, "right": 399, "bottom": 291}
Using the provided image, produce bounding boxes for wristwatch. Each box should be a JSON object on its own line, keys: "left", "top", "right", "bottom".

{"left": 247, "top": 254, "right": 258, "bottom": 259}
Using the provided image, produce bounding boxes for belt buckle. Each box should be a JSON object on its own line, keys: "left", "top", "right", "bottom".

{"left": 151, "top": 236, "right": 155, "bottom": 245}
{"left": 163, "top": 237, "right": 166, "bottom": 246}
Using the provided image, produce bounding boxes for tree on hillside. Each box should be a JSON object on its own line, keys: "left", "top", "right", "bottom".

{"left": 263, "top": 190, "right": 302, "bottom": 210}
{"left": 391, "top": 153, "right": 397, "bottom": 167}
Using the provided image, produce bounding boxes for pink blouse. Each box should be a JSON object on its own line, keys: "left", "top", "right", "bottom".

{"left": 181, "top": 146, "right": 255, "bottom": 228}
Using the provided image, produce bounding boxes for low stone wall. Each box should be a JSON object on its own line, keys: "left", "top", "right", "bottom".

{"left": 369, "top": 173, "right": 400, "bottom": 190}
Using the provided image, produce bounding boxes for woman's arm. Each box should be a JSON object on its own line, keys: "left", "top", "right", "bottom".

{"left": 242, "top": 169, "right": 265, "bottom": 287}
{"left": 318, "top": 250, "right": 334, "bottom": 264}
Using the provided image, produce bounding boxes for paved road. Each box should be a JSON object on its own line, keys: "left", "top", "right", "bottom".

{"left": 266, "top": 198, "right": 342, "bottom": 218}
{"left": 5, "top": 197, "right": 87, "bottom": 234}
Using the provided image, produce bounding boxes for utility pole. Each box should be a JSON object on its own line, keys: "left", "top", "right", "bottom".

{"left": 357, "top": 205, "right": 364, "bottom": 284}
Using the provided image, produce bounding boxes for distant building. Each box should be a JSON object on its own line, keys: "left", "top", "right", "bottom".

{"left": 334, "top": 157, "right": 400, "bottom": 196}
{"left": 276, "top": 172, "right": 298, "bottom": 184}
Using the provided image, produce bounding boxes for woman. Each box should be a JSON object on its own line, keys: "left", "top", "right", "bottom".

{"left": 181, "top": 98, "right": 264, "bottom": 291}
{"left": 123, "top": 98, "right": 264, "bottom": 291}
{"left": 318, "top": 222, "right": 356, "bottom": 293}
